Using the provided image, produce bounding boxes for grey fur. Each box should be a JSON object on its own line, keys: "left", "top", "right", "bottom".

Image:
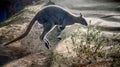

{"left": 3, "top": 5, "right": 88, "bottom": 49}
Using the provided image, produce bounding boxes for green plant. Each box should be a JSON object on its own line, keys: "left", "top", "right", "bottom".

{"left": 70, "top": 21, "right": 120, "bottom": 66}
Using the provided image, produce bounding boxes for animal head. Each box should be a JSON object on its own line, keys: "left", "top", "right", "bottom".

{"left": 76, "top": 13, "right": 88, "bottom": 26}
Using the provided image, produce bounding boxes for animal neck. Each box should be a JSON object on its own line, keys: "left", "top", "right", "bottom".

{"left": 68, "top": 15, "right": 77, "bottom": 24}
{"left": 74, "top": 16, "right": 80, "bottom": 23}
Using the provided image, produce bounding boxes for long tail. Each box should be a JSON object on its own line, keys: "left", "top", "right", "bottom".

{"left": 3, "top": 17, "right": 36, "bottom": 46}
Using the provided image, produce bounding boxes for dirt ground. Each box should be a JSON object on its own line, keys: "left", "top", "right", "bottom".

{"left": 0, "top": 0, "right": 120, "bottom": 67}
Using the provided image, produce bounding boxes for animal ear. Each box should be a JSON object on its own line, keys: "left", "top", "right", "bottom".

{"left": 80, "top": 13, "right": 82, "bottom": 18}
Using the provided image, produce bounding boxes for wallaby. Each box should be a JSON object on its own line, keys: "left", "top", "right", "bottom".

{"left": 3, "top": 5, "right": 88, "bottom": 49}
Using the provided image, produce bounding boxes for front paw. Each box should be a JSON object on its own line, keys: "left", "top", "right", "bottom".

{"left": 57, "top": 36, "right": 62, "bottom": 40}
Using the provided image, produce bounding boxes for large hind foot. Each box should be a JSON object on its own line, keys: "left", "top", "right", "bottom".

{"left": 44, "top": 39, "right": 51, "bottom": 49}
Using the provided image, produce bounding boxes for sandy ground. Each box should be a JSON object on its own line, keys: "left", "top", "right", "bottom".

{"left": 0, "top": 0, "right": 120, "bottom": 67}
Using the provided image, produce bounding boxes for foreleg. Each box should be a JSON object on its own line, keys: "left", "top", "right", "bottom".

{"left": 40, "top": 23, "right": 53, "bottom": 49}
{"left": 56, "top": 25, "right": 65, "bottom": 40}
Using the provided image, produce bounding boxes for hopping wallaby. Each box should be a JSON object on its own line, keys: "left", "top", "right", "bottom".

{"left": 3, "top": 5, "right": 88, "bottom": 49}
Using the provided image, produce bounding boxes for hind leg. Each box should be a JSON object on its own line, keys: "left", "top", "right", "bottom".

{"left": 40, "top": 23, "right": 53, "bottom": 49}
